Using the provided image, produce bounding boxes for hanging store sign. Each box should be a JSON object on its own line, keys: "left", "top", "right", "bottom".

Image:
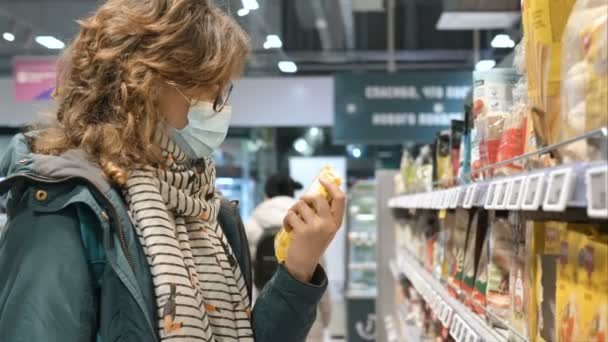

{"left": 13, "top": 57, "right": 58, "bottom": 102}
{"left": 334, "top": 72, "right": 471, "bottom": 144}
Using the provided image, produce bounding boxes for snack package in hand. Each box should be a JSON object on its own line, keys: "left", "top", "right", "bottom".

{"left": 274, "top": 166, "right": 342, "bottom": 263}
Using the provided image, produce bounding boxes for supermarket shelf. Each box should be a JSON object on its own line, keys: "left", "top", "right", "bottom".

{"left": 390, "top": 254, "right": 512, "bottom": 342}
{"left": 388, "top": 160, "right": 608, "bottom": 218}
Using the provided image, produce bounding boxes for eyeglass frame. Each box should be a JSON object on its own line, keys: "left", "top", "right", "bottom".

{"left": 168, "top": 81, "right": 233, "bottom": 113}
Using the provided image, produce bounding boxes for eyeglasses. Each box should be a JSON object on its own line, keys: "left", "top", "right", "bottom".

{"left": 213, "top": 83, "right": 233, "bottom": 113}
{"left": 169, "top": 82, "right": 233, "bottom": 113}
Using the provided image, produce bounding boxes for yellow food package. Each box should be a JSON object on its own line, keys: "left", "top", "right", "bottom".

{"left": 556, "top": 225, "right": 591, "bottom": 342}
{"left": 584, "top": 14, "right": 608, "bottom": 135}
{"left": 274, "top": 166, "right": 342, "bottom": 263}
{"left": 578, "top": 232, "right": 608, "bottom": 342}
{"left": 525, "top": 221, "right": 546, "bottom": 342}
{"left": 523, "top": 0, "right": 576, "bottom": 147}
{"left": 536, "top": 221, "right": 566, "bottom": 342}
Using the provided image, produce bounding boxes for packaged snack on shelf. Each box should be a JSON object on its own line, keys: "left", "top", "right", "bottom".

{"left": 561, "top": 0, "right": 608, "bottom": 162}
{"left": 461, "top": 208, "right": 489, "bottom": 307}
{"left": 486, "top": 212, "right": 517, "bottom": 329}
{"left": 497, "top": 81, "right": 528, "bottom": 176}
{"left": 472, "top": 226, "right": 490, "bottom": 316}
{"left": 399, "top": 149, "right": 416, "bottom": 194}
{"left": 434, "top": 130, "right": 452, "bottom": 188}
{"left": 472, "top": 69, "right": 519, "bottom": 178}
{"left": 525, "top": 221, "right": 545, "bottom": 342}
{"left": 274, "top": 166, "right": 342, "bottom": 263}
{"left": 556, "top": 225, "right": 588, "bottom": 342}
{"left": 522, "top": 0, "right": 577, "bottom": 149}
{"left": 445, "top": 208, "right": 470, "bottom": 298}
{"left": 509, "top": 218, "right": 527, "bottom": 342}
{"left": 450, "top": 120, "right": 465, "bottom": 185}
{"left": 458, "top": 104, "right": 473, "bottom": 184}
{"left": 415, "top": 145, "right": 433, "bottom": 193}
{"left": 535, "top": 221, "right": 566, "bottom": 342}
{"left": 577, "top": 230, "right": 608, "bottom": 342}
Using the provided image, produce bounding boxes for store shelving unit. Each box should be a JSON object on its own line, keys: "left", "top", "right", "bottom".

{"left": 345, "top": 180, "right": 379, "bottom": 342}
{"left": 383, "top": 129, "right": 608, "bottom": 342}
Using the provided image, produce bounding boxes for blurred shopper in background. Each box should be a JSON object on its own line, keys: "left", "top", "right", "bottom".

{"left": 246, "top": 174, "right": 332, "bottom": 342}
{"left": 0, "top": 1, "right": 345, "bottom": 341}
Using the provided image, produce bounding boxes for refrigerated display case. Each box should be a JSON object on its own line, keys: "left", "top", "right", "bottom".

{"left": 345, "top": 180, "right": 378, "bottom": 342}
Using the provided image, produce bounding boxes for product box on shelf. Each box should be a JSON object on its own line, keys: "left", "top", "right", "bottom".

{"left": 461, "top": 208, "right": 489, "bottom": 307}
{"left": 556, "top": 224, "right": 588, "bottom": 342}
{"left": 434, "top": 130, "right": 452, "bottom": 189}
{"left": 509, "top": 217, "right": 527, "bottom": 342}
{"left": 450, "top": 120, "right": 465, "bottom": 186}
{"left": 445, "top": 208, "right": 470, "bottom": 298}
{"left": 486, "top": 212, "right": 517, "bottom": 329}
{"left": 577, "top": 230, "right": 608, "bottom": 342}
{"left": 472, "top": 227, "right": 490, "bottom": 316}
{"left": 535, "top": 221, "right": 565, "bottom": 342}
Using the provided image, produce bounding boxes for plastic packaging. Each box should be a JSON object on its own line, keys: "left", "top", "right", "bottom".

{"left": 472, "top": 69, "right": 519, "bottom": 179}
{"left": 522, "top": 0, "right": 577, "bottom": 149}
{"left": 561, "top": 0, "right": 608, "bottom": 162}
{"left": 497, "top": 81, "right": 528, "bottom": 175}
{"left": 274, "top": 166, "right": 342, "bottom": 263}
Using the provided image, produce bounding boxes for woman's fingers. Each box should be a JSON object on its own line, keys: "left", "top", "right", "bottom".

{"left": 292, "top": 200, "right": 316, "bottom": 224}
{"left": 300, "top": 193, "right": 331, "bottom": 218}
{"left": 283, "top": 210, "right": 305, "bottom": 232}
{"left": 319, "top": 178, "right": 346, "bottom": 227}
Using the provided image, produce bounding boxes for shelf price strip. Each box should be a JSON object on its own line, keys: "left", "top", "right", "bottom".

{"left": 543, "top": 167, "right": 576, "bottom": 212}
{"left": 585, "top": 164, "right": 608, "bottom": 218}
{"left": 521, "top": 173, "right": 545, "bottom": 211}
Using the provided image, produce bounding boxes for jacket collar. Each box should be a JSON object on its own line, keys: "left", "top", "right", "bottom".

{"left": 0, "top": 133, "right": 111, "bottom": 194}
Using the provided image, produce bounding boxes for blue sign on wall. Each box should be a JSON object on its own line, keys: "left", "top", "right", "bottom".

{"left": 334, "top": 71, "right": 471, "bottom": 144}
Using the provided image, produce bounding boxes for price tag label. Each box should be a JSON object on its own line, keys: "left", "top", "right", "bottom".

{"left": 466, "top": 331, "right": 480, "bottom": 342}
{"left": 507, "top": 176, "right": 526, "bottom": 210}
{"left": 463, "top": 184, "right": 477, "bottom": 208}
{"left": 450, "top": 315, "right": 462, "bottom": 339}
{"left": 522, "top": 173, "right": 545, "bottom": 210}
{"left": 586, "top": 165, "right": 608, "bottom": 218}
{"left": 484, "top": 182, "right": 498, "bottom": 209}
{"left": 449, "top": 188, "right": 459, "bottom": 208}
{"left": 543, "top": 167, "right": 575, "bottom": 212}
{"left": 444, "top": 307, "right": 453, "bottom": 327}
{"left": 494, "top": 180, "right": 509, "bottom": 209}
{"left": 442, "top": 190, "right": 449, "bottom": 209}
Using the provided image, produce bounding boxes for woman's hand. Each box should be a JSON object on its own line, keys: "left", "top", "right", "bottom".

{"left": 282, "top": 178, "right": 346, "bottom": 283}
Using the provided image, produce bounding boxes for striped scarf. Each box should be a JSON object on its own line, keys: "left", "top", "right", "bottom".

{"left": 123, "top": 133, "right": 254, "bottom": 341}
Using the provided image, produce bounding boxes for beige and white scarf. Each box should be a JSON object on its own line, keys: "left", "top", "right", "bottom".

{"left": 123, "top": 132, "right": 254, "bottom": 341}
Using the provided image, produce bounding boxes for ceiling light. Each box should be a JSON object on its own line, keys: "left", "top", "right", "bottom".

{"left": 278, "top": 61, "right": 297, "bottom": 73}
{"left": 352, "top": 148, "right": 362, "bottom": 159}
{"left": 491, "top": 34, "right": 515, "bottom": 48}
{"left": 309, "top": 127, "right": 321, "bottom": 138}
{"left": 263, "top": 34, "right": 282, "bottom": 49}
{"left": 35, "top": 36, "right": 65, "bottom": 49}
{"left": 237, "top": 8, "right": 249, "bottom": 16}
{"left": 293, "top": 138, "right": 309, "bottom": 154}
{"left": 2, "top": 32, "right": 15, "bottom": 42}
{"left": 475, "top": 59, "right": 496, "bottom": 72}
{"left": 241, "top": 0, "right": 259, "bottom": 10}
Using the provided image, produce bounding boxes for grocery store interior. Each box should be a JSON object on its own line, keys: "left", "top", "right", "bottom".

{"left": 0, "top": 0, "right": 607, "bottom": 341}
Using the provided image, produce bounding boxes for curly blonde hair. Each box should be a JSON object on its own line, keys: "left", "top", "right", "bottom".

{"left": 33, "top": 0, "right": 250, "bottom": 185}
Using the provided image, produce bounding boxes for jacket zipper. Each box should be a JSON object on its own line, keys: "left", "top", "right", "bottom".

{"left": 5, "top": 173, "right": 135, "bottom": 272}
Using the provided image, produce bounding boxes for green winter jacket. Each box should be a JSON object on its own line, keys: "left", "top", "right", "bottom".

{"left": 0, "top": 133, "right": 327, "bottom": 342}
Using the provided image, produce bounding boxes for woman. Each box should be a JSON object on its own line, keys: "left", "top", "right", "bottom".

{"left": 0, "top": 1, "right": 344, "bottom": 341}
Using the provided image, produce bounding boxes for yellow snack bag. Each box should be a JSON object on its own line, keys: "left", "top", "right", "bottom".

{"left": 274, "top": 166, "right": 342, "bottom": 263}
{"left": 578, "top": 232, "right": 608, "bottom": 342}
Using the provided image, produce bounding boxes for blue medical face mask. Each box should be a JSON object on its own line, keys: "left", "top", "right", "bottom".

{"left": 171, "top": 101, "right": 232, "bottom": 160}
